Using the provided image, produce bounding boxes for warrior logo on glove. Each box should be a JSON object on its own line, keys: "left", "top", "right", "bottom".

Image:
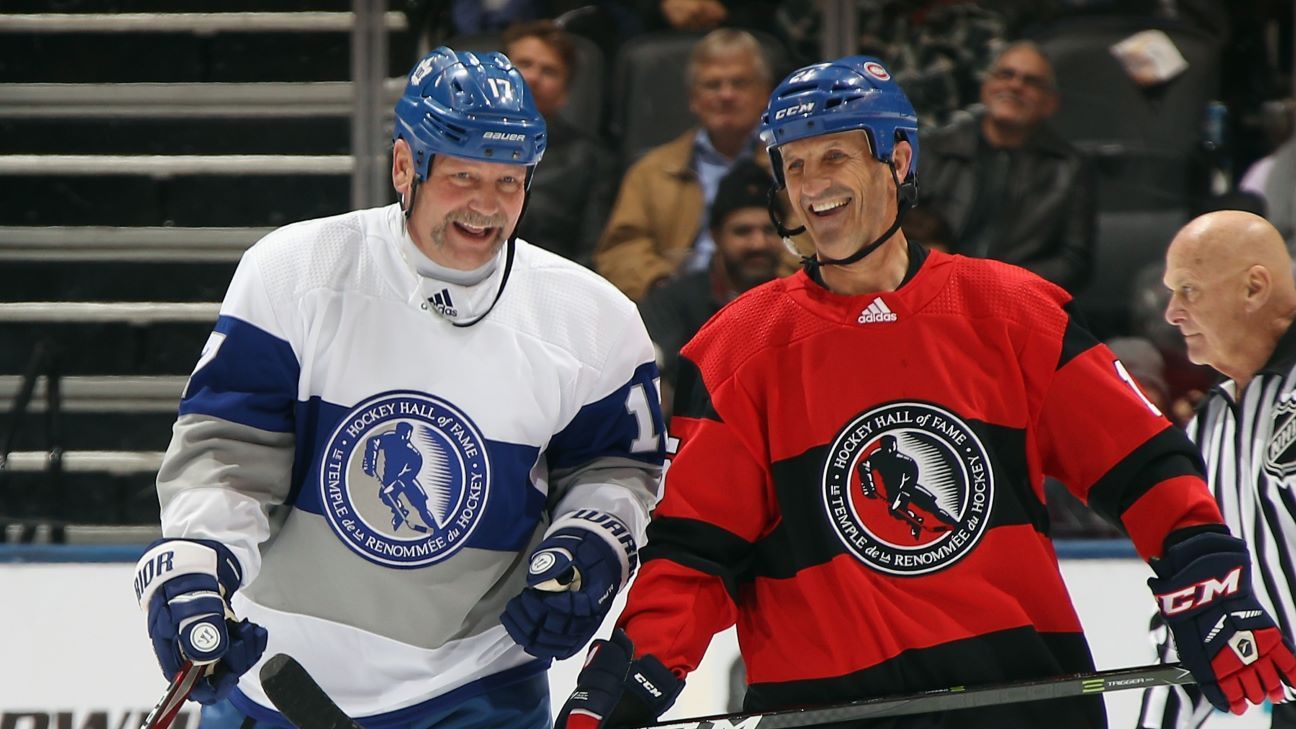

{"left": 320, "top": 390, "right": 492, "bottom": 568}
{"left": 822, "top": 401, "right": 995, "bottom": 576}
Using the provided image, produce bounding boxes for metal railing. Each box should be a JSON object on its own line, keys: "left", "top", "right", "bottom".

{"left": 0, "top": 376, "right": 185, "bottom": 412}
{"left": 0, "top": 154, "right": 352, "bottom": 176}
{"left": 0, "top": 81, "right": 403, "bottom": 119}
{"left": 0, "top": 302, "right": 220, "bottom": 323}
{"left": 0, "top": 226, "right": 269, "bottom": 262}
{"left": 0, "top": 12, "right": 407, "bottom": 33}
{"left": 2, "top": 450, "right": 164, "bottom": 474}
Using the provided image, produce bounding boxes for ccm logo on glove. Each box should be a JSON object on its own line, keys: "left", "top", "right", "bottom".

{"left": 1156, "top": 566, "right": 1241, "bottom": 615}
{"left": 633, "top": 670, "right": 665, "bottom": 698}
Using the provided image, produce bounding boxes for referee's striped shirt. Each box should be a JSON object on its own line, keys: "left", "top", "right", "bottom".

{"left": 1139, "top": 325, "right": 1296, "bottom": 727}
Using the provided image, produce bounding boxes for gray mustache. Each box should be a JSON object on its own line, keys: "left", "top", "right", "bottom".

{"left": 447, "top": 210, "right": 508, "bottom": 229}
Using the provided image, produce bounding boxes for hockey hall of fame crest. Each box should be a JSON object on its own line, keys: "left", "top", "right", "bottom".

{"left": 320, "top": 391, "right": 491, "bottom": 568}
{"left": 822, "top": 401, "right": 994, "bottom": 576}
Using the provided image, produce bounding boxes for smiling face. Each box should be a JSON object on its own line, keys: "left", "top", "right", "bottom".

{"left": 778, "top": 130, "right": 911, "bottom": 260}
{"left": 392, "top": 141, "right": 528, "bottom": 270}
{"left": 980, "top": 45, "right": 1057, "bottom": 135}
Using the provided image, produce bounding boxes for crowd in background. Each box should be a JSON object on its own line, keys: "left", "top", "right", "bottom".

{"left": 406, "top": 0, "right": 1296, "bottom": 539}
{"left": 6, "top": 0, "right": 1296, "bottom": 538}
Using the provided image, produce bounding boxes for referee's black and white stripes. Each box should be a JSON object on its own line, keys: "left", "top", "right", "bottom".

{"left": 1139, "top": 333, "right": 1296, "bottom": 728}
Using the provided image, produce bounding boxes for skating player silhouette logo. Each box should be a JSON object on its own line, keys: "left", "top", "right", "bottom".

{"left": 320, "top": 391, "right": 491, "bottom": 568}
{"left": 822, "top": 402, "right": 994, "bottom": 576}
{"left": 362, "top": 422, "right": 442, "bottom": 534}
{"left": 858, "top": 435, "right": 960, "bottom": 540}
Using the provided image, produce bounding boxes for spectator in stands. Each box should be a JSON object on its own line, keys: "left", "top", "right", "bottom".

{"left": 918, "top": 41, "right": 1097, "bottom": 293}
{"left": 503, "top": 20, "right": 616, "bottom": 264}
{"left": 639, "top": 160, "right": 790, "bottom": 405}
{"left": 595, "top": 28, "right": 773, "bottom": 301}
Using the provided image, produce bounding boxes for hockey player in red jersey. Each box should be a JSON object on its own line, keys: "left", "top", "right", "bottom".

{"left": 555, "top": 56, "right": 1296, "bottom": 728}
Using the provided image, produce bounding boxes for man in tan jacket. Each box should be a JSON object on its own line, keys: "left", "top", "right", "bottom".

{"left": 596, "top": 28, "right": 773, "bottom": 301}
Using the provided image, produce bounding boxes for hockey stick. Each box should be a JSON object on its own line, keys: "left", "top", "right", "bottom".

{"left": 642, "top": 662, "right": 1195, "bottom": 728}
{"left": 257, "top": 651, "right": 1194, "bottom": 729}
{"left": 260, "top": 654, "right": 363, "bottom": 729}
{"left": 139, "top": 661, "right": 202, "bottom": 729}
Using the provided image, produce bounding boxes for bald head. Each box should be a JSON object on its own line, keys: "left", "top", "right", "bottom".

{"left": 1164, "top": 210, "right": 1296, "bottom": 384}
{"left": 1169, "top": 211, "right": 1292, "bottom": 287}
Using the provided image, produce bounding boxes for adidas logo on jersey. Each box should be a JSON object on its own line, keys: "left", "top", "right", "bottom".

{"left": 857, "top": 298, "right": 897, "bottom": 324}
{"left": 429, "top": 289, "right": 458, "bottom": 318}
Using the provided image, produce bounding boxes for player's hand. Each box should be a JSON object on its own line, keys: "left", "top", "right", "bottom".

{"left": 501, "top": 517, "right": 632, "bottom": 659}
{"left": 1149, "top": 530, "right": 1296, "bottom": 714}
{"left": 555, "top": 628, "right": 683, "bottom": 728}
{"left": 134, "top": 539, "right": 268, "bottom": 703}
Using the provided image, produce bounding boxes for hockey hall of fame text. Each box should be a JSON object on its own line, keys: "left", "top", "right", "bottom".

{"left": 821, "top": 401, "right": 994, "bottom": 577}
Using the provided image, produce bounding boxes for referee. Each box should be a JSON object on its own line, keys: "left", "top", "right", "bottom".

{"left": 1140, "top": 210, "right": 1296, "bottom": 728}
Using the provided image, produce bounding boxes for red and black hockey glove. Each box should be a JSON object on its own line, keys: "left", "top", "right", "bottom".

{"left": 555, "top": 628, "right": 684, "bottom": 728}
{"left": 1149, "top": 530, "right": 1296, "bottom": 714}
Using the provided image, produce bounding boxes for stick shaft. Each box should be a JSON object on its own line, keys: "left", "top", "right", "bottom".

{"left": 139, "top": 661, "right": 201, "bottom": 729}
{"left": 643, "top": 663, "right": 1195, "bottom": 728}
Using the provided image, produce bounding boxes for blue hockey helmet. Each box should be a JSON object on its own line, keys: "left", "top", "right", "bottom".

{"left": 393, "top": 47, "right": 547, "bottom": 185}
{"left": 759, "top": 56, "right": 918, "bottom": 192}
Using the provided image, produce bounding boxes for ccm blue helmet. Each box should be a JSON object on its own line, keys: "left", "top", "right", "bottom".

{"left": 759, "top": 56, "right": 917, "bottom": 195}
{"left": 393, "top": 47, "right": 547, "bottom": 184}
{"left": 759, "top": 56, "right": 919, "bottom": 267}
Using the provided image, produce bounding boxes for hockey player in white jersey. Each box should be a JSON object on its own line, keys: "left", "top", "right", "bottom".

{"left": 130, "top": 47, "right": 665, "bottom": 728}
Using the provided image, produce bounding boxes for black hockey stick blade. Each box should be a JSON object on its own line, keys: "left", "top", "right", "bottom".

{"left": 641, "top": 662, "right": 1195, "bottom": 728}
{"left": 260, "top": 654, "right": 363, "bottom": 729}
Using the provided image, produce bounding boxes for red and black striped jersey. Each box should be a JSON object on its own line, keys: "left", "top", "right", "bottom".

{"left": 618, "top": 248, "right": 1223, "bottom": 728}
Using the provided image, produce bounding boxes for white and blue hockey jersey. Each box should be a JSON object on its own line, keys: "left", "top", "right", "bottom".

{"left": 155, "top": 203, "right": 664, "bottom": 722}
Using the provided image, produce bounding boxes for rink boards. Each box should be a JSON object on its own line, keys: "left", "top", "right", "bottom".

{"left": 0, "top": 541, "right": 1271, "bottom": 727}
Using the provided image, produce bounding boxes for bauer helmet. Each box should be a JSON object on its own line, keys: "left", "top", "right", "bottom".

{"left": 393, "top": 47, "right": 547, "bottom": 186}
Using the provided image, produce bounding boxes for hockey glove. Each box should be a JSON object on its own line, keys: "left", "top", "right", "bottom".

{"left": 134, "top": 538, "right": 268, "bottom": 704}
{"left": 555, "top": 628, "right": 684, "bottom": 729}
{"left": 1149, "top": 530, "right": 1296, "bottom": 714}
{"left": 502, "top": 513, "right": 634, "bottom": 659}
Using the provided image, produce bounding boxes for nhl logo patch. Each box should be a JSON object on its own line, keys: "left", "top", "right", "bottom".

{"left": 320, "top": 390, "right": 491, "bottom": 568}
{"left": 821, "top": 401, "right": 993, "bottom": 576}
{"left": 1264, "top": 394, "right": 1296, "bottom": 487}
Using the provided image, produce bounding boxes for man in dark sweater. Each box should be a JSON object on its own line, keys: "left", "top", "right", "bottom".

{"left": 918, "top": 40, "right": 1096, "bottom": 293}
